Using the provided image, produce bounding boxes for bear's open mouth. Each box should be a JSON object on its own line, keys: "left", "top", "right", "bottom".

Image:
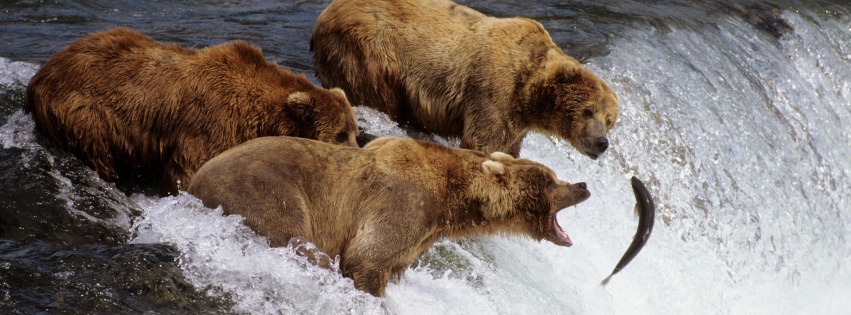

{"left": 552, "top": 214, "right": 573, "bottom": 247}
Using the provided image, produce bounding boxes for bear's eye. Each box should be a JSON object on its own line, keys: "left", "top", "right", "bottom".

{"left": 582, "top": 109, "right": 594, "bottom": 118}
{"left": 546, "top": 178, "right": 556, "bottom": 189}
{"left": 335, "top": 132, "right": 349, "bottom": 143}
{"left": 606, "top": 115, "right": 613, "bottom": 127}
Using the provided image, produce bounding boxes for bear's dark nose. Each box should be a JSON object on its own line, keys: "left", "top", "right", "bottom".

{"left": 575, "top": 182, "right": 587, "bottom": 190}
{"left": 595, "top": 137, "right": 609, "bottom": 153}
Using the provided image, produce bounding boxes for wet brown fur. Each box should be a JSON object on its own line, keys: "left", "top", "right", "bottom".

{"left": 187, "top": 136, "right": 590, "bottom": 296}
{"left": 311, "top": 0, "right": 619, "bottom": 158}
{"left": 25, "top": 27, "right": 359, "bottom": 193}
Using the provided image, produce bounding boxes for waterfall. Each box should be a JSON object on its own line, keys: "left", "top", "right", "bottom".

{"left": 1, "top": 1, "right": 848, "bottom": 314}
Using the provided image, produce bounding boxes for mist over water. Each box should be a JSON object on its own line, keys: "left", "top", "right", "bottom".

{"left": 2, "top": 1, "right": 850, "bottom": 314}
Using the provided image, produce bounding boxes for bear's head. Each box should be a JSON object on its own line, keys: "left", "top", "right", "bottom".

{"left": 532, "top": 55, "right": 619, "bottom": 160}
{"left": 285, "top": 88, "right": 359, "bottom": 147}
{"left": 472, "top": 152, "right": 591, "bottom": 247}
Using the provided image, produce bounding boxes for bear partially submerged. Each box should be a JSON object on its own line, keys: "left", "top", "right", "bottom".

{"left": 311, "top": 0, "right": 619, "bottom": 158}
{"left": 26, "top": 27, "right": 359, "bottom": 193}
{"left": 187, "top": 136, "right": 591, "bottom": 296}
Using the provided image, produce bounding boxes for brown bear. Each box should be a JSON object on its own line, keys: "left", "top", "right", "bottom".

{"left": 26, "top": 27, "right": 359, "bottom": 193}
{"left": 187, "top": 136, "right": 591, "bottom": 296}
{"left": 310, "top": 0, "right": 619, "bottom": 159}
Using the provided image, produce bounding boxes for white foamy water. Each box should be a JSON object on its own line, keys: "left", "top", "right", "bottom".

{"left": 0, "top": 57, "right": 37, "bottom": 90}
{"left": 130, "top": 194, "right": 385, "bottom": 314}
{"left": 2, "top": 6, "right": 850, "bottom": 314}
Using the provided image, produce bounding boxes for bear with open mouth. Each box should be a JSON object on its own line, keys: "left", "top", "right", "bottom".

{"left": 187, "top": 136, "right": 591, "bottom": 296}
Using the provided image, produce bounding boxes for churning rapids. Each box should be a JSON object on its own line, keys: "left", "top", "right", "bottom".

{"left": 1, "top": 1, "right": 849, "bottom": 314}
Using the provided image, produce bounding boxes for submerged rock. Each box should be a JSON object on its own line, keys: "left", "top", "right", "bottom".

{"left": 727, "top": 2, "right": 793, "bottom": 38}
{"left": 0, "top": 239, "right": 233, "bottom": 314}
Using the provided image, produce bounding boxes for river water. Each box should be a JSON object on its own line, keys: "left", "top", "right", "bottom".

{"left": 1, "top": 0, "right": 849, "bottom": 314}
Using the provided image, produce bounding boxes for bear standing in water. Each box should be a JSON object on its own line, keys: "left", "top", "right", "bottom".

{"left": 311, "top": 0, "right": 619, "bottom": 158}
{"left": 188, "top": 136, "right": 591, "bottom": 296}
{"left": 26, "top": 27, "right": 359, "bottom": 194}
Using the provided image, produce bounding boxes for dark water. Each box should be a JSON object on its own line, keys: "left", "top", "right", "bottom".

{"left": 1, "top": 239, "right": 232, "bottom": 314}
{"left": 8, "top": 0, "right": 843, "bottom": 72}
{"left": 2, "top": 0, "right": 850, "bottom": 314}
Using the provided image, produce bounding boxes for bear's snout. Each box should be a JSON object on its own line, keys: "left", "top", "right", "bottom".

{"left": 576, "top": 119, "right": 610, "bottom": 159}
{"left": 572, "top": 182, "right": 591, "bottom": 202}
{"left": 552, "top": 181, "right": 590, "bottom": 210}
{"left": 595, "top": 137, "right": 609, "bottom": 153}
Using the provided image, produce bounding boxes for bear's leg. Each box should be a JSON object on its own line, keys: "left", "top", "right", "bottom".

{"left": 77, "top": 138, "right": 114, "bottom": 180}
{"left": 162, "top": 158, "right": 188, "bottom": 194}
{"left": 351, "top": 267, "right": 390, "bottom": 297}
{"left": 460, "top": 117, "right": 520, "bottom": 157}
{"left": 504, "top": 135, "right": 526, "bottom": 157}
{"left": 157, "top": 171, "right": 180, "bottom": 196}
{"left": 166, "top": 139, "right": 211, "bottom": 192}
{"left": 72, "top": 112, "right": 118, "bottom": 182}
{"left": 45, "top": 94, "right": 119, "bottom": 181}
{"left": 341, "top": 227, "right": 421, "bottom": 296}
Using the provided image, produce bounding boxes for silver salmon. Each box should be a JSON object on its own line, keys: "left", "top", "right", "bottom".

{"left": 602, "top": 176, "right": 656, "bottom": 285}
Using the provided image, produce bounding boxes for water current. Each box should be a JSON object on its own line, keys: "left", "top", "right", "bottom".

{"left": 1, "top": 1, "right": 849, "bottom": 314}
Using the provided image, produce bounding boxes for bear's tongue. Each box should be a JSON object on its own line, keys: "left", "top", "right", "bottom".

{"left": 552, "top": 215, "right": 573, "bottom": 247}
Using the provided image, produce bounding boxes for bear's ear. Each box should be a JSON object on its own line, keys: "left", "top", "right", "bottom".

{"left": 329, "top": 88, "right": 347, "bottom": 100}
{"left": 482, "top": 160, "right": 505, "bottom": 175}
{"left": 489, "top": 152, "right": 514, "bottom": 161}
{"left": 287, "top": 91, "right": 311, "bottom": 104}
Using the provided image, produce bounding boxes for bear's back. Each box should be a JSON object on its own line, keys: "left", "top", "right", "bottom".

{"left": 188, "top": 136, "right": 373, "bottom": 247}
{"left": 190, "top": 136, "right": 369, "bottom": 206}
{"left": 29, "top": 27, "right": 193, "bottom": 90}
{"left": 311, "top": 0, "right": 568, "bottom": 139}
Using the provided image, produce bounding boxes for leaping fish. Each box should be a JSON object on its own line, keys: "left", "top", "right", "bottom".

{"left": 602, "top": 176, "right": 656, "bottom": 285}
